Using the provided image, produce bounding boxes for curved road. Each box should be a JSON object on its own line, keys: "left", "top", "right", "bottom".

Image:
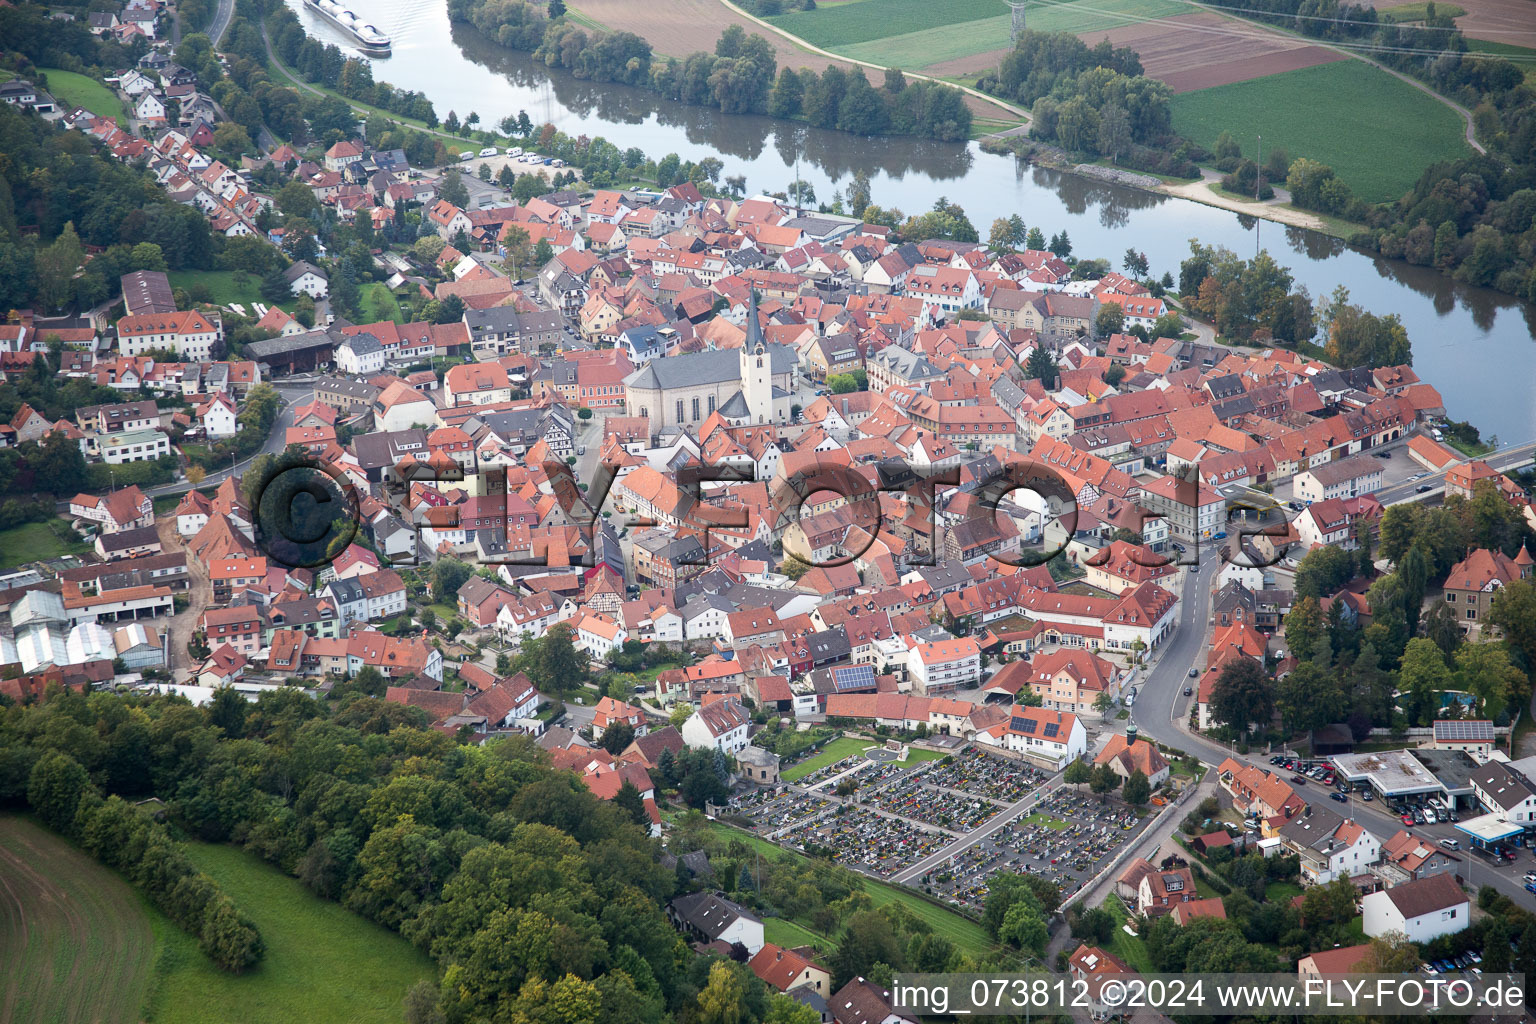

{"left": 143, "top": 383, "right": 310, "bottom": 500}
{"left": 209, "top": 0, "right": 235, "bottom": 45}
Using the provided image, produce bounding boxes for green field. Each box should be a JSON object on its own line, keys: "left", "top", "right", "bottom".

{"left": 770, "top": 0, "right": 1007, "bottom": 47}
{"left": 40, "top": 66, "right": 126, "bottom": 123}
{"left": 1378, "top": 1, "right": 1465, "bottom": 21}
{"left": 781, "top": 736, "right": 872, "bottom": 782}
{"left": 1170, "top": 60, "right": 1470, "bottom": 202}
{"left": 167, "top": 269, "right": 276, "bottom": 311}
{"left": 0, "top": 519, "right": 92, "bottom": 567}
{"left": 775, "top": 0, "right": 1189, "bottom": 69}
{"left": 0, "top": 816, "right": 157, "bottom": 1024}
{"left": 1463, "top": 38, "right": 1536, "bottom": 59}
{"left": 148, "top": 843, "right": 435, "bottom": 1024}
{"left": 360, "top": 282, "right": 404, "bottom": 324}
{"left": 702, "top": 821, "right": 999, "bottom": 957}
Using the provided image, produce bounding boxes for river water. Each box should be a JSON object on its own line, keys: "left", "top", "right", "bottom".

{"left": 290, "top": 0, "right": 1536, "bottom": 442}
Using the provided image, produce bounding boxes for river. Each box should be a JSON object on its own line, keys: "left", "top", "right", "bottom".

{"left": 289, "top": 0, "right": 1536, "bottom": 442}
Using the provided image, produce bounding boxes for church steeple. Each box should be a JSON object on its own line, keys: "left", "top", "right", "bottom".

{"left": 741, "top": 288, "right": 772, "bottom": 425}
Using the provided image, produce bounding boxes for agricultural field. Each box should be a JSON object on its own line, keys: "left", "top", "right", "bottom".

{"left": 1362, "top": 0, "right": 1536, "bottom": 46}
{"left": 768, "top": 0, "right": 1010, "bottom": 48}
{"left": 39, "top": 67, "right": 127, "bottom": 123}
{"left": 147, "top": 843, "right": 435, "bottom": 1024}
{"left": 0, "top": 816, "right": 157, "bottom": 1024}
{"left": 1170, "top": 59, "right": 1470, "bottom": 202}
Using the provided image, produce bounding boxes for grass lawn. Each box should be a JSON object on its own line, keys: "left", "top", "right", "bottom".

{"left": 781, "top": 736, "right": 872, "bottom": 782}
{"left": 702, "top": 821, "right": 998, "bottom": 958}
{"left": 902, "top": 748, "right": 948, "bottom": 765}
{"left": 1446, "top": 437, "right": 1494, "bottom": 458}
{"left": 763, "top": 917, "right": 829, "bottom": 951}
{"left": 1021, "top": 813, "right": 1071, "bottom": 830}
{"left": 1102, "top": 896, "right": 1155, "bottom": 974}
{"left": 149, "top": 843, "right": 434, "bottom": 1024}
{"left": 1265, "top": 880, "right": 1303, "bottom": 904}
{"left": 40, "top": 67, "right": 126, "bottom": 124}
{"left": 1170, "top": 60, "right": 1470, "bottom": 203}
{"left": 0, "top": 519, "right": 92, "bottom": 566}
{"left": 167, "top": 270, "right": 276, "bottom": 312}
{"left": 0, "top": 816, "right": 157, "bottom": 1024}
{"left": 360, "top": 282, "right": 404, "bottom": 324}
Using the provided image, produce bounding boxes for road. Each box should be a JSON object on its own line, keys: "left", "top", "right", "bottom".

{"left": 144, "top": 384, "right": 310, "bottom": 499}
{"left": 1376, "top": 439, "right": 1536, "bottom": 506}
{"left": 208, "top": 0, "right": 234, "bottom": 45}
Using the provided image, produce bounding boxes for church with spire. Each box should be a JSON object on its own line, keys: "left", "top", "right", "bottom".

{"left": 622, "top": 291, "right": 795, "bottom": 433}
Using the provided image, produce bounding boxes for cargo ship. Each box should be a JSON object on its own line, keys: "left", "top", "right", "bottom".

{"left": 302, "top": 0, "right": 391, "bottom": 56}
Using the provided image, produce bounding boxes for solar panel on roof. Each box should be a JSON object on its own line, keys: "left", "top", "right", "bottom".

{"left": 1044, "top": 721, "right": 1060, "bottom": 738}
{"left": 1011, "top": 716, "right": 1038, "bottom": 734}
{"left": 833, "top": 664, "right": 874, "bottom": 691}
{"left": 1435, "top": 720, "right": 1493, "bottom": 740}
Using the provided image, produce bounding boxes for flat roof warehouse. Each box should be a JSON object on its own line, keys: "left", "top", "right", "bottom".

{"left": 1331, "top": 748, "right": 1481, "bottom": 801}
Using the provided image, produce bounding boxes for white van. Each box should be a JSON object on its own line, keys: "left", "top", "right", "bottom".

{"left": 478, "top": 146, "right": 498, "bottom": 158}
{"left": 459, "top": 151, "right": 474, "bottom": 162}
{"left": 506, "top": 146, "right": 523, "bottom": 157}
{"left": 550, "top": 158, "right": 565, "bottom": 167}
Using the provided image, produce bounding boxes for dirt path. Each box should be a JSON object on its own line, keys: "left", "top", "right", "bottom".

{"left": 1160, "top": 169, "right": 1330, "bottom": 230}
{"left": 158, "top": 514, "right": 209, "bottom": 680}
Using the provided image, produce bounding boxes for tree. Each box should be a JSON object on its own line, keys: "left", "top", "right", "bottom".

{"left": 1293, "top": 545, "right": 1355, "bottom": 600}
{"left": 548, "top": 0, "right": 566, "bottom": 15}
{"left": 1103, "top": 363, "right": 1126, "bottom": 387}
{"left": 517, "top": 623, "right": 587, "bottom": 696}
{"left": 1089, "top": 763, "right": 1120, "bottom": 795}
{"left": 999, "top": 899, "right": 1048, "bottom": 953}
{"left": 210, "top": 685, "right": 248, "bottom": 738}
{"left": 779, "top": 554, "right": 812, "bottom": 580}
{"left": 1399, "top": 637, "right": 1451, "bottom": 726}
{"left": 612, "top": 779, "right": 647, "bottom": 826}
{"left": 669, "top": 704, "right": 692, "bottom": 729}
{"left": 1421, "top": 599, "right": 1463, "bottom": 661}
{"left": 1064, "top": 758, "right": 1093, "bottom": 790}
{"left": 438, "top": 169, "right": 469, "bottom": 208}
{"left": 600, "top": 721, "right": 635, "bottom": 754}
{"left": 1094, "top": 301, "right": 1125, "bottom": 337}
{"left": 1489, "top": 579, "right": 1536, "bottom": 673}
{"left": 1025, "top": 227, "right": 1046, "bottom": 250}
{"left": 212, "top": 122, "right": 253, "bottom": 157}
{"left": 1454, "top": 642, "right": 1522, "bottom": 719}
{"left": 1098, "top": 104, "right": 1131, "bottom": 163}
{"left": 432, "top": 558, "right": 473, "bottom": 603}
{"left": 1284, "top": 595, "right": 1325, "bottom": 661}
{"left": 695, "top": 960, "right": 749, "bottom": 1024}
{"left": 27, "top": 750, "right": 91, "bottom": 835}
{"left": 1277, "top": 661, "right": 1342, "bottom": 735}
{"left": 846, "top": 171, "right": 872, "bottom": 219}
{"left": 1122, "top": 769, "right": 1150, "bottom": 806}
{"left": 1123, "top": 248, "right": 1150, "bottom": 278}
{"left": 831, "top": 910, "right": 905, "bottom": 988}
{"left": 1024, "top": 346, "right": 1058, "bottom": 387}
{"left": 36, "top": 221, "right": 83, "bottom": 312}
{"left": 1209, "top": 658, "right": 1274, "bottom": 738}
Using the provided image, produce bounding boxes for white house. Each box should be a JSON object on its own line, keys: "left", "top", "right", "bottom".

{"left": 591, "top": 696, "right": 645, "bottom": 740}
{"left": 681, "top": 698, "right": 751, "bottom": 755}
{"left": 1278, "top": 810, "right": 1381, "bottom": 886}
{"left": 336, "top": 332, "right": 387, "bottom": 376}
{"left": 1361, "top": 874, "right": 1468, "bottom": 943}
{"left": 908, "top": 636, "right": 982, "bottom": 695}
{"left": 132, "top": 92, "right": 165, "bottom": 122}
{"left": 669, "top": 892, "right": 764, "bottom": 955}
{"left": 984, "top": 706, "right": 1087, "bottom": 768}
{"left": 1294, "top": 456, "right": 1384, "bottom": 504}
{"left": 284, "top": 261, "right": 329, "bottom": 298}
{"left": 100, "top": 428, "right": 171, "bottom": 464}
{"left": 572, "top": 613, "right": 626, "bottom": 660}
{"left": 196, "top": 393, "right": 238, "bottom": 438}
{"left": 1469, "top": 761, "right": 1536, "bottom": 824}
{"left": 117, "top": 311, "right": 220, "bottom": 360}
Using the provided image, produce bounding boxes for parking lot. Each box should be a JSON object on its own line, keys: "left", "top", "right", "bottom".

{"left": 737, "top": 747, "right": 1156, "bottom": 900}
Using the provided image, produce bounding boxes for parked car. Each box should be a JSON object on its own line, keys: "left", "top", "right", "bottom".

{"left": 1189, "top": 667, "right": 1199, "bottom": 678}
{"left": 1412, "top": 808, "right": 1426, "bottom": 824}
{"left": 1289, "top": 775, "right": 1307, "bottom": 786}
{"left": 1440, "top": 838, "right": 1460, "bottom": 850}
{"left": 1183, "top": 686, "right": 1193, "bottom": 696}
{"left": 1362, "top": 791, "right": 1373, "bottom": 801}
{"left": 1401, "top": 813, "right": 1416, "bottom": 825}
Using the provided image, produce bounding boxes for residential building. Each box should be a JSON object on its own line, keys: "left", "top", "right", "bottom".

{"left": 1294, "top": 456, "right": 1384, "bottom": 503}
{"left": 668, "top": 892, "right": 764, "bottom": 955}
{"left": 1279, "top": 808, "right": 1381, "bottom": 885}
{"left": 682, "top": 698, "right": 751, "bottom": 754}
{"left": 908, "top": 636, "right": 982, "bottom": 695}
{"left": 1442, "top": 547, "right": 1533, "bottom": 635}
{"left": 1361, "top": 874, "right": 1467, "bottom": 943}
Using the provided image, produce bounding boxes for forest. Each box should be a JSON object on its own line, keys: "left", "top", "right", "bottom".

{"left": 448, "top": 0, "right": 973, "bottom": 141}
{"left": 0, "top": 682, "right": 1046, "bottom": 1024}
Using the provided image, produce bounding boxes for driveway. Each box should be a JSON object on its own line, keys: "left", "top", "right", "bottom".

{"left": 155, "top": 515, "right": 209, "bottom": 681}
